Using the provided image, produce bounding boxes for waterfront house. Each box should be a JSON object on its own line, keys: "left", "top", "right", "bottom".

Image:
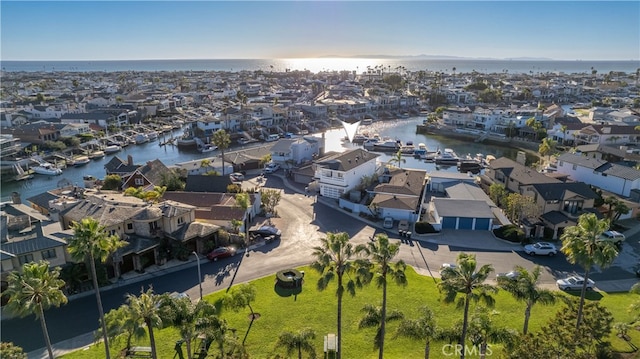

{"left": 8, "top": 121, "right": 62, "bottom": 145}
{"left": 121, "top": 159, "right": 171, "bottom": 191}
{"left": 482, "top": 156, "right": 560, "bottom": 195}
{"left": 572, "top": 124, "right": 639, "bottom": 146}
{"left": 556, "top": 152, "right": 640, "bottom": 197}
{"left": 104, "top": 155, "right": 142, "bottom": 178}
{"left": 313, "top": 149, "right": 379, "bottom": 199}
{"left": 367, "top": 168, "right": 427, "bottom": 222}
{"left": 270, "top": 137, "right": 323, "bottom": 166}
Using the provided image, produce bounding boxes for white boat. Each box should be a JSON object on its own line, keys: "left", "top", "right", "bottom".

{"left": 88, "top": 150, "right": 105, "bottom": 159}
{"left": 372, "top": 139, "right": 402, "bottom": 152}
{"left": 135, "top": 133, "right": 150, "bottom": 144}
{"left": 435, "top": 148, "right": 460, "bottom": 165}
{"left": 413, "top": 143, "right": 428, "bottom": 157}
{"left": 199, "top": 144, "right": 218, "bottom": 153}
{"left": 73, "top": 156, "right": 90, "bottom": 167}
{"left": 104, "top": 144, "right": 122, "bottom": 154}
{"left": 146, "top": 131, "right": 159, "bottom": 141}
{"left": 32, "top": 162, "right": 62, "bottom": 176}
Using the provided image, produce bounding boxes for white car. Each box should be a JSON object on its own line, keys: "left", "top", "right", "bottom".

{"left": 383, "top": 217, "right": 393, "bottom": 229}
{"left": 599, "top": 230, "right": 625, "bottom": 245}
{"left": 263, "top": 163, "right": 280, "bottom": 174}
{"left": 440, "top": 263, "right": 457, "bottom": 272}
{"left": 556, "top": 276, "right": 595, "bottom": 291}
{"left": 230, "top": 172, "right": 245, "bottom": 182}
{"left": 496, "top": 270, "right": 519, "bottom": 279}
{"left": 523, "top": 242, "right": 558, "bottom": 256}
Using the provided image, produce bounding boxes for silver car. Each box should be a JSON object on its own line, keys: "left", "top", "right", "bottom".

{"left": 556, "top": 276, "right": 595, "bottom": 291}
{"left": 523, "top": 242, "right": 557, "bottom": 256}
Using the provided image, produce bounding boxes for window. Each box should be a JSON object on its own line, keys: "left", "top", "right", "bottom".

{"left": 127, "top": 223, "right": 133, "bottom": 230}
{"left": 19, "top": 254, "right": 34, "bottom": 265}
{"left": 177, "top": 217, "right": 184, "bottom": 225}
{"left": 134, "top": 178, "right": 144, "bottom": 186}
{"left": 41, "top": 249, "right": 57, "bottom": 260}
{"left": 564, "top": 200, "right": 583, "bottom": 214}
{"left": 109, "top": 229, "right": 117, "bottom": 236}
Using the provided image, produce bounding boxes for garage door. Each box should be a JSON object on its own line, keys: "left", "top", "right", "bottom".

{"left": 458, "top": 217, "right": 473, "bottom": 230}
{"left": 475, "top": 218, "right": 490, "bottom": 230}
{"left": 442, "top": 217, "right": 457, "bottom": 229}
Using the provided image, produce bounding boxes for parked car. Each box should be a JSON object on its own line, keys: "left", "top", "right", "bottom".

{"left": 496, "top": 270, "right": 519, "bottom": 279}
{"left": 206, "top": 246, "right": 237, "bottom": 261}
{"left": 556, "top": 276, "right": 595, "bottom": 291}
{"left": 263, "top": 163, "right": 281, "bottom": 174}
{"left": 249, "top": 225, "right": 282, "bottom": 238}
{"left": 230, "top": 172, "right": 245, "bottom": 182}
{"left": 598, "top": 230, "right": 625, "bottom": 246}
{"left": 524, "top": 242, "right": 558, "bottom": 256}
{"left": 440, "top": 263, "right": 457, "bottom": 273}
{"left": 398, "top": 220, "right": 410, "bottom": 232}
{"left": 383, "top": 217, "right": 393, "bottom": 229}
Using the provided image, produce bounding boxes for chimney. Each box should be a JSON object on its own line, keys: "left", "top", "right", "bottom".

{"left": 516, "top": 151, "right": 526, "bottom": 165}
{"left": 11, "top": 192, "right": 21, "bottom": 204}
{"left": 128, "top": 155, "right": 133, "bottom": 166}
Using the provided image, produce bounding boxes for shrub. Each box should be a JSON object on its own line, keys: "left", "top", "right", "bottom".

{"left": 414, "top": 221, "right": 437, "bottom": 234}
{"left": 275, "top": 269, "right": 304, "bottom": 289}
{"left": 493, "top": 224, "right": 525, "bottom": 243}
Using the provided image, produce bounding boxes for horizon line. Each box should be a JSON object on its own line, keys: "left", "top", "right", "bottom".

{"left": 2, "top": 57, "right": 639, "bottom": 62}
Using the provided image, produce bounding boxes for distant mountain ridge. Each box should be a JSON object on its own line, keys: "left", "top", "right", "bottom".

{"left": 320, "top": 54, "right": 556, "bottom": 61}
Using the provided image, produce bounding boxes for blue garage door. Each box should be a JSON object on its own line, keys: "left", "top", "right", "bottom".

{"left": 458, "top": 217, "right": 473, "bottom": 230}
{"left": 442, "top": 217, "right": 457, "bottom": 229}
{"left": 475, "top": 218, "right": 490, "bottom": 230}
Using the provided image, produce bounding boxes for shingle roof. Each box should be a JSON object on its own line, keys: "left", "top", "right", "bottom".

{"left": 443, "top": 182, "right": 492, "bottom": 202}
{"left": 370, "top": 194, "right": 418, "bottom": 211}
{"left": 26, "top": 191, "right": 60, "bottom": 209}
{"left": 490, "top": 157, "right": 559, "bottom": 185}
{"left": 184, "top": 175, "right": 234, "bottom": 193}
{"left": 540, "top": 210, "right": 572, "bottom": 225}
{"left": 374, "top": 169, "right": 426, "bottom": 196}
{"left": 432, "top": 198, "right": 494, "bottom": 218}
{"left": 595, "top": 162, "right": 640, "bottom": 181}
{"left": 532, "top": 182, "right": 598, "bottom": 201}
{"left": 169, "top": 221, "right": 220, "bottom": 242}
{"left": 557, "top": 152, "right": 606, "bottom": 170}
{"left": 315, "top": 148, "right": 379, "bottom": 172}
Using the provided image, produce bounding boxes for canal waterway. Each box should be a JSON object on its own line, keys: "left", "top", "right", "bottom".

{"left": 0, "top": 118, "right": 533, "bottom": 202}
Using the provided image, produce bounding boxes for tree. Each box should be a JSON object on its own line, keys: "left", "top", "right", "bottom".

{"left": 356, "top": 234, "right": 407, "bottom": 359}
{"left": 102, "top": 174, "right": 122, "bottom": 190}
{"left": 603, "top": 196, "right": 630, "bottom": 225}
{"left": 558, "top": 124, "right": 568, "bottom": 145}
{"left": 212, "top": 129, "right": 231, "bottom": 176}
{"left": 260, "top": 188, "right": 282, "bottom": 216}
{"left": 275, "top": 328, "right": 316, "bottom": 359}
{"left": 505, "top": 193, "right": 539, "bottom": 224}
{"left": 488, "top": 183, "right": 507, "bottom": 207}
{"left": 224, "top": 283, "right": 258, "bottom": 344}
{"left": 467, "top": 308, "right": 517, "bottom": 358}
{"left": 388, "top": 149, "right": 406, "bottom": 169}
{"left": 160, "top": 169, "right": 185, "bottom": 191}
{"left": 259, "top": 154, "right": 272, "bottom": 169}
{"left": 99, "top": 305, "right": 146, "bottom": 354}
{"left": 0, "top": 342, "right": 27, "bottom": 359}
{"left": 163, "top": 295, "right": 218, "bottom": 359}
{"left": 560, "top": 213, "right": 618, "bottom": 330}
{"left": 496, "top": 266, "right": 556, "bottom": 334}
{"left": 438, "top": 253, "right": 497, "bottom": 359}
{"left": 4, "top": 261, "right": 67, "bottom": 359}
{"left": 235, "top": 192, "right": 250, "bottom": 244}
{"left": 311, "top": 232, "right": 363, "bottom": 359}
{"left": 126, "top": 287, "right": 166, "bottom": 359}
{"left": 395, "top": 306, "right": 438, "bottom": 359}
{"left": 538, "top": 137, "right": 556, "bottom": 162}
{"left": 68, "top": 217, "right": 127, "bottom": 359}
{"left": 358, "top": 304, "right": 404, "bottom": 350}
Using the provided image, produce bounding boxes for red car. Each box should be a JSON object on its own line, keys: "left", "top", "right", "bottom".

{"left": 206, "top": 247, "right": 237, "bottom": 261}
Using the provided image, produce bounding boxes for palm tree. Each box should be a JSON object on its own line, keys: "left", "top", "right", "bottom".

{"left": 395, "top": 306, "right": 438, "bottom": 359}
{"left": 538, "top": 137, "right": 556, "bottom": 163}
{"left": 438, "top": 253, "right": 496, "bottom": 359}
{"left": 212, "top": 129, "right": 231, "bottom": 176}
{"left": 68, "top": 217, "right": 126, "bottom": 359}
{"left": 275, "top": 328, "right": 316, "bottom": 359}
{"left": 603, "top": 196, "right": 631, "bottom": 225}
{"left": 4, "top": 261, "right": 67, "bottom": 359}
{"left": 467, "top": 308, "right": 517, "bottom": 359}
{"left": 234, "top": 192, "right": 250, "bottom": 245}
{"left": 126, "top": 287, "right": 166, "bottom": 359}
{"left": 224, "top": 283, "right": 258, "bottom": 345}
{"left": 311, "top": 232, "right": 363, "bottom": 359}
{"left": 162, "top": 295, "right": 218, "bottom": 359}
{"left": 388, "top": 149, "right": 406, "bottom": 169}
{"left": 496, "top": 266, "right": 556, "bottom": 334}
{"left": 560, "top": 213, "right": 619, "bottom": 330}
{"left": 358, "top": 304, "right": 404, "bottom": 350}
{"left": 559, "top": 124, "right": 568, "bottom": 145}
{"left": 356, "top": 234, "right": 407, "bottom": 359}
{"left": 100, "top": 305, "right": 146, "bottom": 355}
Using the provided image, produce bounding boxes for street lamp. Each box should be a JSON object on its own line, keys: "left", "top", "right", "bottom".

{"left": 192, "top": 251, "right": 203, "bottom": 301}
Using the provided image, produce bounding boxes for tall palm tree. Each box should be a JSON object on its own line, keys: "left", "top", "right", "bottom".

{"left": 126, "top": 287, "right": 166, "bottom": 359}
{"left": 99, "top": 304, "right": 146, "bottom": 354}
{"left": 212, "top": 129, "right": 231, "bottom": 176}
{"left": 438, "top": 253, "right": 496, "bottom": 359}
{"left": 538, "top": 137, "right": 556, "bottom": 162}
{"left": 560, "top": 213, "right": 619, "bottom": 330}
{"left": 162, "top": 295, "right": 218, "bottom": 359}
{"left": 356, "top": 234, "right": 407, "bottom": 359}
{"left": 497, "top": 266, "right": 556, "bottom": 334}
{"left": 559, "top": 124, "right": 568, "bottom": 145}
{"left": 358, "top": 304, "right": 404, "bottom": 350}
{"left": 395, "top": 306, "right": 438, "bottom": 359}
{"left": 224, "top": 283, "right": 258, "bottom": 345}
{"left": 4, "top": 261, "right": 67, "bottom": 359}
{"left": 275, "top": 328, "right": 316, "bottom": 359}
{"left": 311, "top": 232, "right": 363, "bottom": 359}
{"left": 68, "top": 217, "right": 126, "bottom": 359}
{"left": 467, "top": 308, "right": 517, "bottom": 359}
{"left": 388, "top": 149, "right": 406, "bottom": 169}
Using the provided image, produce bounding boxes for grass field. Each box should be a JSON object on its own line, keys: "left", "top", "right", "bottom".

{"left": 61, "top": 265, "right": 640, "bottom": 359}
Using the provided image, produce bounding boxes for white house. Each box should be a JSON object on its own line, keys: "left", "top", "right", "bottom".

{"left": 314, "top": 149, "right": 379, "bottom": 199}
{"left": 556, "top": 152, "right": 640, "bottom": 197}
{"left": 270, "top": 137, "right": 323, "bottom": 165}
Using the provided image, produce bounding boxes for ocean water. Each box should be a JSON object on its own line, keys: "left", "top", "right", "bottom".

{"left": 1, "top": 58, "right": 638, "bottom": 74}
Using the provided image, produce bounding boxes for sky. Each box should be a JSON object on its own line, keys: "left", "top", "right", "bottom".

{"left": 1, "top": 1, "right": 638, "bottom": 61}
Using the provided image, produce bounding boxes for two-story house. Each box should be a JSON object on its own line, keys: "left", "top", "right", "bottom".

{"left": 368, "top": 168, "right": 427, "bottom": 222}
{"left": 483, "top": 156, "right": 560, "bottom": 195}
{"left": 270, "top": 137, "right": 323, "bottom": 166}
{"left": 9, "top": 121, "right": 62, "bottom": 145}
{"left": 313, "top": 149, "right": 379, "bottom": 199}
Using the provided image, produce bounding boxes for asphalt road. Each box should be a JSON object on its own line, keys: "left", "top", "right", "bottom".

{"left": 3, "top": 175, "right": 638, "bottom": 353}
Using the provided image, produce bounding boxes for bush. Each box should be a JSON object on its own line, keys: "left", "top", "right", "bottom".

{"left": 275, "top": 269, "right": 304, "bottom": 289}
{"left": 414, "top": 221, "right": 437, "bottom": 234}
{"left": 493, "top": 224, "right": 525, "bottom": 243}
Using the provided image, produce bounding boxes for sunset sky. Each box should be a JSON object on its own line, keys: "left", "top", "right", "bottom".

{"left": 1, "top": 1, "right": 638, "bottom": 61}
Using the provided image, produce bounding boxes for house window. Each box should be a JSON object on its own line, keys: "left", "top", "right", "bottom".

{"left": 135, "top": 178, "right": 144, "bottom": 186}
{"left": 109, "top": 229, "right": 117, "bottom": 236}
{"left": 19, "top": 254, "right": 34, "bottom": 265}
{"left": 323, "top": 170, "right": 332, "bottom": 177}
{"left": 41, "top": 249, "right": 57, "bottom": 260}
{"left": 178, "top": 217, "right": 184, "bottom": 225}
{"left": 127, "top": 223, "right": 133, "bottom": 230}
{"left": 563, "top": 200, "right": 583, "bottom": 214}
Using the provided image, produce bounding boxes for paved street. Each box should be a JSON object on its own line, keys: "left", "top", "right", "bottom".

{"left": 3, "top": 172, "right": 639, "bottom": 358}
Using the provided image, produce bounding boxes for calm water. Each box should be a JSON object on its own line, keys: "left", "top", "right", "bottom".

{"left": 0, "top": 118, "right": 529, "bottom": 202}
{"left": 2, "top": 58, "right": 638, "bottom": 74}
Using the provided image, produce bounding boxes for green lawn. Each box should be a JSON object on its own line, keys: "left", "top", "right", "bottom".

{"left": 62, "top": 265, "right": 640, "bottom": 359}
